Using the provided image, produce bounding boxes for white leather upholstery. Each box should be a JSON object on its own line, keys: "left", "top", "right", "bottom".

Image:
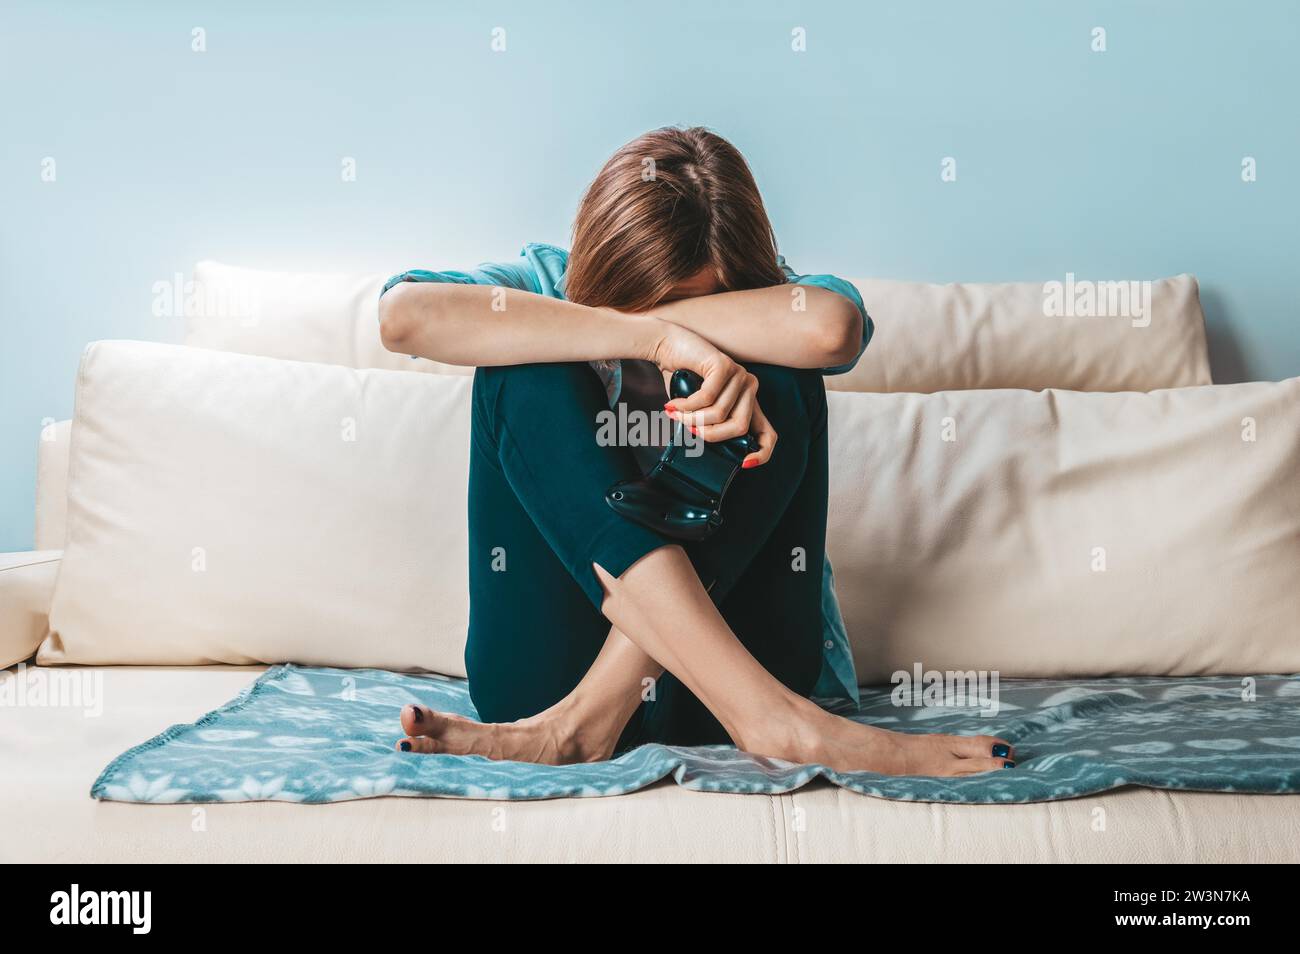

{"left": 40, "top": 341, "right": 1300, "bottom": 682}
{"left": 0, "top": 551, "right": 61, "bottom": 668}
{"left": 826, "top": 379, "right": 1300, "bottom": 682}
{"left": 2, "top": 665, "right": 1294, "bottom": 863}
{"left": 185, "top": 260, "right": 471, "bottom": 378}
{"left": 42, "top": 341, "right": 472, "bottom": 674}
{"left": 833, "top": 273, "right": 1212, "bottom": 393}
{"left": 34, "top": 419, "right": 70, "bottom": 550}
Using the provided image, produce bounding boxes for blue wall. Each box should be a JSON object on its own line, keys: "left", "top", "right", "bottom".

{"left": 3, "top": 1, "right": 1298, "bottom": 550}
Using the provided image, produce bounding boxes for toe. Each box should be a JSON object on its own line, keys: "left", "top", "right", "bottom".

{"left": 956, "top": 735, "right": 1014, "bottom": 760}
{"left": 402, "top": 704, "right": 469, "bottom": 737}
{"left": 955, "top": 757, "right": 1013, "bottom": 775}
{"left": 401, "top": 704, "right": 428, "bottom": 736}
{"left": 395, "top": 736, "right": 439, "bottom": 754}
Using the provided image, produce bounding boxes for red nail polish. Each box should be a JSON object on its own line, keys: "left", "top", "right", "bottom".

{"left": 688, "top": 425, "right": 698, "bottom": 436}
{"left": 664, "top": 404, "right": 677, "bottom": 414}
{"left": 742, "top": 458, "right": 759, "bottom": 469}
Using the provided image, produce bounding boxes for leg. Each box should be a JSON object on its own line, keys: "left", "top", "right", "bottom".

{"left": 593, "top": 367, "right": 1016, "bottom": 774}
{"left": 596, "top": 546, "right": 1016, "bottom": 775}
{"left": 450, "top": 361, "right": 822, "bottom": 755}
{"left": 404, "top": 361, "right": 1014, "bottom": 774}
{"left": 634, "top": 364, "right": 829, "bottom": 745}
{"left": 400, "top": 361, "right": 669, "bottom": 760}
{"left": 402, "top": 361, "right": 821, "bottom": 757}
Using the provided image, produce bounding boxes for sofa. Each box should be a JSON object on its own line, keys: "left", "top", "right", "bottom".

{"left": 3, "top": 261, "right": 1298, "bottom": 863}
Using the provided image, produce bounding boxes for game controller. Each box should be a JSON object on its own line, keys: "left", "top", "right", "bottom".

{"left": 605, "top": 369, "right": 758, "bottom": 542}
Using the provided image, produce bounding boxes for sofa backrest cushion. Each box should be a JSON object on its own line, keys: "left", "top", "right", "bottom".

{"left": 184, "top": 262, "right": 1211, "bottom": 393}
{"left": 184, "top": 260, "right": 470, "bottom": 378}
{"left": 41, "top": 341, "right": 472, "bottom": 674}
{"left": 42, "top": 340, "right": 1297, "bottom": 683}
{"left": 826, "top": 380, "right": 1300, "bottom": 683}
{"left": 35, "top": 419, "right": 72, "bottom": 550}
{"left": 830, "top": 273, "right": 1211, "bottom": 393}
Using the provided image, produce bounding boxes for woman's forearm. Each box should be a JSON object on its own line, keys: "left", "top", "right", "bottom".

{"left": 379, "top": 281, "right": 664, "bottom": 367}
{"left": 650, "top": 284, "right": 862, "bottom": 369}
{"left": 379, "top": 277, "right": 861, "bottom": 372}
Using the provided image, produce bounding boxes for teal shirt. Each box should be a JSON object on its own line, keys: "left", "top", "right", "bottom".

{"left": 383, "top": 243, "right": 870, "bottom": 702}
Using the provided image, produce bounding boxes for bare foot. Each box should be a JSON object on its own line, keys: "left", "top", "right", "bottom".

{"left": 395, "top": 697, "right": 1016, "bottom": 776}
{"left": 738, "top": 699, "right": 1016, "bottom": 777}
{"left": 394, "top": 702, "right": 620, "bottom": 765}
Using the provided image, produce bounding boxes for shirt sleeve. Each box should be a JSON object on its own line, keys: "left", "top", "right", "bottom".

{"left": 778, "top": 255, "right": 874, "bottom": 376}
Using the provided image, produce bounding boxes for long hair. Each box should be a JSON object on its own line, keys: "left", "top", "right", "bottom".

{"left": 564, "top": 126, "right": 785, "bottom": 312}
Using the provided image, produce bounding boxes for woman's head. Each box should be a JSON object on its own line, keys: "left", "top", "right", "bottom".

{"left": 565, "top": 126, "right": 785, "bottom": 311}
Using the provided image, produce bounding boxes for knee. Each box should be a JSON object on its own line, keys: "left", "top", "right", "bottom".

{"left": 745, "top": 364, "right": 826, "bottom": 433}
{"left": 748, "top": 363, "right": 823, "bottom": 403}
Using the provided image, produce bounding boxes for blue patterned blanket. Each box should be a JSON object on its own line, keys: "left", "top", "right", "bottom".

{"left": 92, "top": 665, "right": 1300, "bottom": 804}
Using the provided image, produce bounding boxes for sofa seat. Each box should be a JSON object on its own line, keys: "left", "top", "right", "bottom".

{"left": 3, "top": 664, "right": 1297, "bottom": 863}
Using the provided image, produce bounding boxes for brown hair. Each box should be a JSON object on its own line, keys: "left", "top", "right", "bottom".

{"left": 564, "top": 126, "right": 786, "bottom": 312}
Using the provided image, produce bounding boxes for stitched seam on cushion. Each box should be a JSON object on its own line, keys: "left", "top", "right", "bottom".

{"left": 785, "top": 793, "right": 801, "bottom": 864}
{"left": 770, "top": 794, "right": 789, "bottom": 864}
{"left": 0, "top": 556, "right": 61, "bottom": 573}
{"left": 768, "top": 795, "right": 778, "bottom": 863}
{"left": 777, "top": 794, "right": 788, "bottom": 863}
{"left": 49, "top": 344, "right": 95, "bottom": 628}
{"left": 64, "top": 343, "right": 95, "bottom": 557}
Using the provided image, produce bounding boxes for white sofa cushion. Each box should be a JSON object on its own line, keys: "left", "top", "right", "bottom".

{"left": 184, "top": 260, "right": 470, "bottom": 378}
{"left": 826, "top": 379, "right": 1300, "bottom": 684}
{"left": 0, "top": 551, "right": 62, "bottom": 668}
{"left": 184, "top": 262, "right": 1211, "bottom": 394}
{"left": 829, "top": 273, "right": 1211, "bottom": 393}
{"left": 40, "top": 341, "right": 1295, "bottom": 680}
{"left": 41, "top": 341, "right": 472, "bottom": 673}
{"left": 19, "top": 664, "right": 1294, "bottom": 862}
{"left": 35, "top": 419, "right": 71, "bottom": 550}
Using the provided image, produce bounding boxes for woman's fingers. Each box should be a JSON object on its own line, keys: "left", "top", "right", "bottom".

{"left": 665, "top": 359, "right": 734, "bottom": 414}
{"left": 741, "top": 403, "right": 778, "bottom": 468}
{"left": 671, "top": 369, "right": 747, "bottom": 428}
{"left": 694, "top": 374, "right": 758, "bottom": 441}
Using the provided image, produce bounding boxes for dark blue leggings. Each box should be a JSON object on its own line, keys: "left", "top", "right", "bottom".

{"left": 464, "top": 360, "right": 828, "bottom": 749}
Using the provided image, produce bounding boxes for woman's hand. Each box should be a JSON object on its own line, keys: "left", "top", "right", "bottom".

{"left": 649, "top": 322, "right": 777, "bottom": 468}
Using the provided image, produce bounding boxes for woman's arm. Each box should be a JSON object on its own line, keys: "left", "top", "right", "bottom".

{"left": 379, "top": 281, "right": 663, "bottom": 366}
{"left": 650, "top": 284, "right": 864, "bottom": 371}
{"left": 379, "top": 280, "right": 782, "bottom": 465}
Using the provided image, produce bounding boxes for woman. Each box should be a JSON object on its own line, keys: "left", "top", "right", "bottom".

{"left": 378, "top": 126, "right": 1014, "bottom": 775}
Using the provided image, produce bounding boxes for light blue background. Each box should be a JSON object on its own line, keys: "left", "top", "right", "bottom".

{"left": 2, "top": 1, "right": 1297, "bottom": 551}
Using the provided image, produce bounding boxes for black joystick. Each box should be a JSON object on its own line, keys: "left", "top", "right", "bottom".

{"left": 605, "top": 370, "right": 758, "bottom": 542}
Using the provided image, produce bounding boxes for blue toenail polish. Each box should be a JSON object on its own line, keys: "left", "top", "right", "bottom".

{"left": 992, "top": 744, "right": 1010, "bottom": 758}
{"left": 1002, "top": 761, "right": 1015, "bottom": 769}
{"left": 410, "top": 706, "right": 423, "bottom": 723}
{"left": 400, "top": 741, "right": 412, "bottom": 752}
